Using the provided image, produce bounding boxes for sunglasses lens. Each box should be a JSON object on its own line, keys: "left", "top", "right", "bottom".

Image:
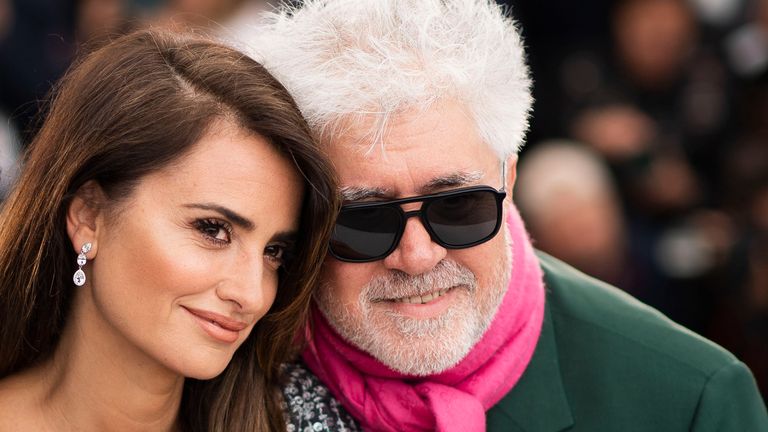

{"left": 330, "top": 206, "right": 401, "bottom": 261}
{"left": 426, "top": 190, "right": 501, "bottom": 247}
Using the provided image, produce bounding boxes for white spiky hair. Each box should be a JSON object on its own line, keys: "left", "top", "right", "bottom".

{"left": 241, "top": 0, "right": 533, "bottom": 158}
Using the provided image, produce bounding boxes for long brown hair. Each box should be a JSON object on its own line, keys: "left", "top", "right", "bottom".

{"left": 0, "top": 29, "right": 338, "bottom": 431}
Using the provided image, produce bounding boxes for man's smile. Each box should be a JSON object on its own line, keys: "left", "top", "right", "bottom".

{"left": 391, "top": 287, "right": 451, "bottom": 304}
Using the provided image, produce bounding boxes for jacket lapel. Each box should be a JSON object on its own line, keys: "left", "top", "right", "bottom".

{"left": 487, "top": 302, "right": 574, "bottom": 431}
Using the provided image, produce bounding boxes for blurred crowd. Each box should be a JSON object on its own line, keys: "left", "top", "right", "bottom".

{"left": 1, "top": 0, "right": 766, "bottom": 399}
{"left": 0, "top": 0, "right": 274, "bottom": 160}
{"left": 508, "top": 0, "right": 768, "bottom": 399}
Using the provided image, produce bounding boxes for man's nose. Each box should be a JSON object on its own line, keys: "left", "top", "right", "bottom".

{"left": 216, "top": 253, "right": 275, "bottom": 314}
{"left": 383, "top": 215, "right": 447, "bottom": 275}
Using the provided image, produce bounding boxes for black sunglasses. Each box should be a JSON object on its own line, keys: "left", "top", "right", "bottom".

{"left": 329, "top": 185, "right": 507, "bottom": 263}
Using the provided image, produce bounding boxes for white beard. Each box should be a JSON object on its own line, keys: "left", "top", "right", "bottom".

{"left": 316, "top": 235, "right": 512, "bottom": 376}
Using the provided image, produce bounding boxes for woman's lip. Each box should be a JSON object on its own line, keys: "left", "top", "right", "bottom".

{"left": 182, "top": 307, "right": 249, "bottom": 344}
{"left": 183, "top": 307, "right": 249, "bottom": 331}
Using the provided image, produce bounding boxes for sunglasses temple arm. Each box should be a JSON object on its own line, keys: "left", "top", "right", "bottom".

{"left": 500, "top": 160, "right": 507, "bottom": 193}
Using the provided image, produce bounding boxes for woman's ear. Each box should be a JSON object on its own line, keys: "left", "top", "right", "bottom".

{"left": 66, "top": 180, "right": 106, "bottom": 257}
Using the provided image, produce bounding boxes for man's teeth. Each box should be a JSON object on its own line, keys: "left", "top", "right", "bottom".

{"left": 393, "top": 288, "right": 450, "bottom": 304}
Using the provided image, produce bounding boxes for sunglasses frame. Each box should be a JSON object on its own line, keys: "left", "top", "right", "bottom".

{"left": 329, "top": 185, "right": 507, "bottom": 263}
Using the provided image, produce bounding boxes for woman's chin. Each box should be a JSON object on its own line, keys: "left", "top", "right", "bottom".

{"left": 171, "top": 354, "right": 234, "bottom": 381}
{"left": 182, "top": 363, "right": 230, "bottom": 380}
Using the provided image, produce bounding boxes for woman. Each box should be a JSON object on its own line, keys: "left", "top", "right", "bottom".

{"left": 0, "top": 29, "right": 338, "bottom": 431}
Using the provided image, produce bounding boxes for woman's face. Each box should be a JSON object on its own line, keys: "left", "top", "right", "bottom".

{"left": 84, "top": 120, "right": 303, "bottom": 379}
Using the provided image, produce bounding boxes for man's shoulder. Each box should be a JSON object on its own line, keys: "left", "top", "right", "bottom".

{"left": 280, "top": 362, "right": 361, "bottom": 432}
{"left": 538, "top": 251, "right": 737, "bottom": 376}
{"left": 498, "top": 252, "right": 768, "bottom": 431}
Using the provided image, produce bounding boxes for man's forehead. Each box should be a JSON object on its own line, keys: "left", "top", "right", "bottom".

{"left": 338, "top": 169, "right": 485, "bottom": 201}
{"left": 323, "top": 101, "right": 502, "bottom": 200}
{"left": 323, "top": 101, "right": 484, "bottom": 156}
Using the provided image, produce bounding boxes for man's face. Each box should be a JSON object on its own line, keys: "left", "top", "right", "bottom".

{"left": 316, "top": 101, "right": 516, "bottom": 375}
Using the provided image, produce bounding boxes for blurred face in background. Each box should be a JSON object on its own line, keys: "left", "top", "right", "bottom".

{"left": 614, "top": 0, "right": 697, "bottom": 88}
{"left": 77, "top": 0, "right": 126, "bottom": 42}
{"left": 164, "top": 0, "right": 250, "bottom": 26}
{"left": 0, "top": 0, "right": 12, "bottom": 42}
{"left": 758, "top": 0, "right": 768, "bottom": 29}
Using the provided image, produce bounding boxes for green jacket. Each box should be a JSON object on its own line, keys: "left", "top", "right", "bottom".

{"left": 488, "top": 252, "right": 768, "bottom": 431}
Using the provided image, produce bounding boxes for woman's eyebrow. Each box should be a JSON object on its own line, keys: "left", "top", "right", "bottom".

{"left": 183, "top": 203, "right": 254, "bottom": 230}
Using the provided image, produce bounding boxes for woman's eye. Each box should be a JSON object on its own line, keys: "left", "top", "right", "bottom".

{"left": 264, "top": 244, "right": 288, "bottom": 269}
{"left": 194, "top": 219, "right": 232, "bottom": 246}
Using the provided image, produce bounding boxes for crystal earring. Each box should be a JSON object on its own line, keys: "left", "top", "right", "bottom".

{"left": 73, "top": 242, "right": 92, "bottom": 287}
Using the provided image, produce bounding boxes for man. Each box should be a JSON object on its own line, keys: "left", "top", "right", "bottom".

{"left": 247, "top": 1, "right": 768, "bottom": 430}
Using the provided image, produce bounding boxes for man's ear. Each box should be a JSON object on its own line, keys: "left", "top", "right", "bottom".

{"left": 66, "top": 180, "right": 106, "bottom": 257}
{"left": 504, "top": 154, "right": 518, "bottom": 199}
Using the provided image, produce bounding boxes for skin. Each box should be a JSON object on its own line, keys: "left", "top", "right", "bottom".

{"left": 316, "top": 101, "right": 518, "bottom": 375}
{"left": 615, "top": 0, "right": 696, "bottom": 89}
{"left": 0, "top": 119, "right": 303, "bottom": 431}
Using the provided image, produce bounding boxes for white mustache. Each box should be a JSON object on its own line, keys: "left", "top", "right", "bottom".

{"left": 364, "top": 260, "right": 477, "bottom": 301}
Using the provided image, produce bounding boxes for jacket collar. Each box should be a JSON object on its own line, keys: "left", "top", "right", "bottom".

{"left": 488, "top": 299, "right": 574, "bottom": 431}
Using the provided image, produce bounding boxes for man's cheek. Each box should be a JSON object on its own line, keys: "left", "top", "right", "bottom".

{"left": 321, "top": 261, "right": 364, "bottom": 301}
{"left": 318, "top": 259, "right": 353, "bottom": 306}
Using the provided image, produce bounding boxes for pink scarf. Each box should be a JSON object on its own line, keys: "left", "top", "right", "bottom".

{"left": 302, "top": 207, "right": 545, "bottom": 431}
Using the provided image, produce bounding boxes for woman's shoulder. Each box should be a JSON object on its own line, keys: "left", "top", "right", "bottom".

{"left": 280, "top": 361, "right": 361, "bottom": 432}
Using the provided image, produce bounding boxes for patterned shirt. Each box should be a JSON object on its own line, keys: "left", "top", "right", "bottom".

{"left": 281, "top": 362, "right": 362, "bottom": 432}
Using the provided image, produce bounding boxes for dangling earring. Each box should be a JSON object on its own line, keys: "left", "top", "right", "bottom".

{"left": 73, "top": 242, "right": 92, "bottom": 286}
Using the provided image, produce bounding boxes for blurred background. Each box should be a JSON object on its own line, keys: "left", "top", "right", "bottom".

{"left": 0, "top": 0, "right": 765, "bottom": 399}
{"left": 507, "top": 0, "right": 768, "bottom": 401}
